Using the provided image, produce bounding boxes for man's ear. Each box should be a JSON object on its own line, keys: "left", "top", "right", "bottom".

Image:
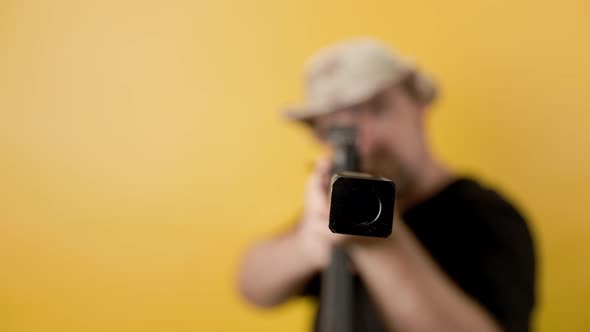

{"left": 403, "top": 71, "right": 438, "bottom": 107}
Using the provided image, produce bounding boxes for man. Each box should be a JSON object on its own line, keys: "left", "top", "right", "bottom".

{"left": 238, "top": 38, "right": 536, "bottom": 332}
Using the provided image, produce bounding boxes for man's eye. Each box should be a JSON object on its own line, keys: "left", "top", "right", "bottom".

{"left": 368, "top": 97, "right": 388, "bottom": 115}
{"left": 371, "top": 103, "right": 387, "bottom": 115}
{"left": 314, "top": 129, "right": 328, "bottom": 140}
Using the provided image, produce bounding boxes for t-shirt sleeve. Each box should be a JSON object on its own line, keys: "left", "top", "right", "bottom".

{"left": 299, "top": 272, "right": 321, "bottom": 297}
{"left": 441, "top": 199, "right": 536, "bottom": 332}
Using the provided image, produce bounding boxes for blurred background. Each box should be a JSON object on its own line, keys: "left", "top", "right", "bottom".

{"left": 1, "top": 0, "right": 589, "bottom": 331}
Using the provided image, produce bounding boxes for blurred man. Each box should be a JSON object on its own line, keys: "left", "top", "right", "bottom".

{"left": 238, "top": 38, "right": 535, "bottom": 332}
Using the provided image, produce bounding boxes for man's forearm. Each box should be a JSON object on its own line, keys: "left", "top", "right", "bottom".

{"left": 348, "top": 223, "right": 501, "bottom": 332}
{"left": 238, "top": 229, "right": 322, "bottom": 307}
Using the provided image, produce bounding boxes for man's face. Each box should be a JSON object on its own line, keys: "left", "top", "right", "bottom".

{"left": 312, "top": 86, "right": 426, "bottom": 196}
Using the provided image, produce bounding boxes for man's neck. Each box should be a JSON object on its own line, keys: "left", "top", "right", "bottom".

{"left": 397, "top": 159, "right": 454, "bottom": 214}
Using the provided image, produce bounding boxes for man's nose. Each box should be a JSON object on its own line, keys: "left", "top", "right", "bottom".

{"left": 355, "top": 120, "right": 374, "bottom": 159}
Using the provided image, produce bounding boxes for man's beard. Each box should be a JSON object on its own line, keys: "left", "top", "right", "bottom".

{"left": 361, "top": 146, "right": 412, "bottom": 198}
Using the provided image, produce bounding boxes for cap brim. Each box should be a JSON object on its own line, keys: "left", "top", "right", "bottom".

{"left": 281, "top": 70, "right": 411, "bottom": 125}
{"left": 281, "top": 105, "right": 323, "bottom": 125}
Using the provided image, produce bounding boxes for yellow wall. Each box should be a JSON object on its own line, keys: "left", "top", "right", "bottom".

{"left": 1, "top": 0, "right": 588, "bottom": 331}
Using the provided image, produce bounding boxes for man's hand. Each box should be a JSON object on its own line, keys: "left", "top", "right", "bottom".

{"left": 296, "top": 157, "right": 348, "bottom": 271}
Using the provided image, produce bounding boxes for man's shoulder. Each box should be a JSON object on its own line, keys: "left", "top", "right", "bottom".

{"left": 451, "top": 178, "right": 529, "bottom": 229}
{"left": 406, "top": 177, "right": 521, "bottom": 217}
{"left": 405, "top": 176, "right": 533, "bottom": 244}
{"left": 435, "top": 177, "right": 526, "bottom": 221}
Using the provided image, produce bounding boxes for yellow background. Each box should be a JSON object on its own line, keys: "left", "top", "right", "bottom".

{"left": 1, "top": 0, "right": 589, "bottom": 331}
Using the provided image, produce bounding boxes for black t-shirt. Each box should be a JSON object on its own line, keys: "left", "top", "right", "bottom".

{"left": 303, "top": 177, "right": 536, "bottom": 332}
